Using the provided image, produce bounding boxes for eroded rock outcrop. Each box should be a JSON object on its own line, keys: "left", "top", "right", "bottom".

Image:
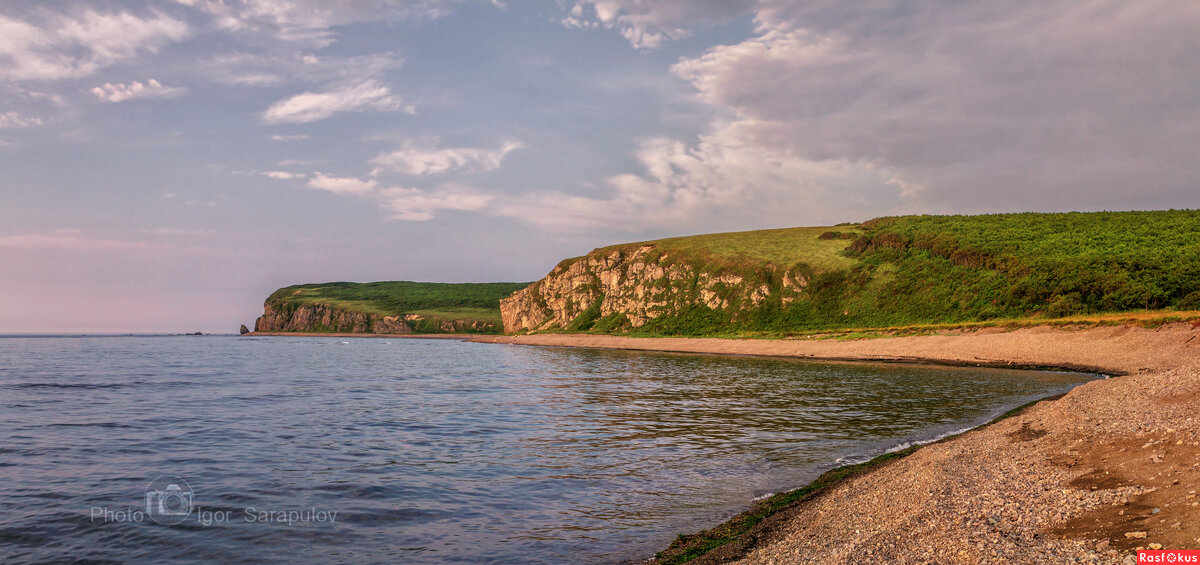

{"left": 254, "top": 302, "right": 414, "bottom": 334}
{"left": 500, "top": 244, "right": 810, "bottom": 333}
{"left": 253, "top": 301, "right": 500, "bottom": 334}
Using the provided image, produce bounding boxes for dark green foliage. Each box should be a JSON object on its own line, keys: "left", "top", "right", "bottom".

{"left": 268, "top": 281, "right": 529, "bottom": 312}
{"left": 1180, "top": 291, "right": 1200, "bottom": 310}
{"left": 598, "top": 210, "right": 1200, "bottom": 336}
{"left": 638, "top": 305, "right": 732, "bottom": 336}
{"left": 852, "top": 210, "right": 1200, "bottom": 320}
{"left": 590, "top": 312, "right": 631, "bottom": 333}
{"left": 266, "top": 280, "right": 530, "bottom": 334}
{"left": 566, "top": 297, "right": 604, "bottom": 331}
{"left": 1046, "top": 293, "right": 1084, "bottom": 317}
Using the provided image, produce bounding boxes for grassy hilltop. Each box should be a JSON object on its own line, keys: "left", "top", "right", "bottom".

{"left": 264, "top": 281, "right": 529, "bottom": 333}
{"left": 516, "top": 210, "right": 1200, "bottom": 336}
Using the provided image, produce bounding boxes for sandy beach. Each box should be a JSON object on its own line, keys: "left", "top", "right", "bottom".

{"left": 478, "top": 324, "right": 1200, "bottom": 563}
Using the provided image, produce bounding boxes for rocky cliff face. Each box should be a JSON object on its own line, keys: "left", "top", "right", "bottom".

{"left": 254, "top": 302, "right": 495, "bottom": 334}
{"left": 500, "top": 244, "right": 810, "bottom": 333}
{"left": 255, "top": 302, "right": 412, "bottom": 334}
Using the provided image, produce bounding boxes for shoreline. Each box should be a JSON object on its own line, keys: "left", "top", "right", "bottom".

{"left": 642, "top": 391, "right": 1074, "bottom": 565}
{"left": 480, "top": 325, "right": 1200, "bottom": 563}
{"left": 245, "top": 331, "right": 478, "bottom": 339}
{"left": 470, "top": 328, "right": 1167, "bottom": 376}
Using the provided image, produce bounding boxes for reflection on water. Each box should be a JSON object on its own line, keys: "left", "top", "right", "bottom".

{"left": 0, "top": 336, "right": 1097, "bottom": 563}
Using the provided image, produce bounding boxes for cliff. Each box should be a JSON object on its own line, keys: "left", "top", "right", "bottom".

{"left": 255, "top": 302, "right": 492, "bottom": 333}
{"left": 500, "top": 246, "right": 810, "bottom": 333}
{"left": 501, "top": 211, "right": 1200, "bottom": 335}
{"left": 501, "top": 226, "right": 854, "bottom": 334}
{"left": 253, "top": 281, "right": 529, "bottom": 335}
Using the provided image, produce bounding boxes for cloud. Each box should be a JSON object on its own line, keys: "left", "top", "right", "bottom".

{"left": 306, "top": 173, "right": 378, "bottom": 194}
{"left": 370, "top": 140, "right": 523, "bottom": 175}
{"left": 538, "top": 0, "right": 1200, "bottom": 230}
{"left": 686, "top": 3, "right": 1200, "bottom": 210}
{"left": 281, "top": 169, "right": 495, "bottom": 221}
{"left": 90, "top": 79, "right": 185, "bottom": 103}
{"left": 0, "top": 111, "right": 42, "bottom": 129}
{"left": 259, "top": 171, "right": 306, "bottom": 180}
{"left": 0, "top": 10, "right": 189, "bottom": 80}
{"left": 269, "top": 134, "right": 310, "bottom": 141}
{"left": 380, "top": 185, "right": 494, "bottom": 221}
{"left": 0, "top": 229, "right": 155, "bottom": 251}
{"left": 262, "top": 80, "right": 412, "bottom": 124}
{"left": 198, "top": 50, "right": 402, "bottom": 88}
{"left": 490, "top": 122, "right": 920, "bottom": 232}
{"left": 558, "top": 1, "right": 755, "bottom": 49}
{"left": 183, "top": 0, "right": 462, "bottom": 47}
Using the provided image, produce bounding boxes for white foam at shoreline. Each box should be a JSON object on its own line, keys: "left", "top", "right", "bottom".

{"left": 833, "top": 425, "right": 979, "bottom": 467}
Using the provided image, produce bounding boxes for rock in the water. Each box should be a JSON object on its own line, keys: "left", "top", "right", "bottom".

{"left": 239, "top": 324, "right": 250, "bottom": 335}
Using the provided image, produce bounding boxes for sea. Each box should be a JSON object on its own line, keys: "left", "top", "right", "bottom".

{"left": 0, "top": 335, "right": 1099, "bottom": 564}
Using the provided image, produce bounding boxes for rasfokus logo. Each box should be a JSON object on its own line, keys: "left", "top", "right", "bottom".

{"left": 144, "top": 475, "right": 195, "bottom": 525}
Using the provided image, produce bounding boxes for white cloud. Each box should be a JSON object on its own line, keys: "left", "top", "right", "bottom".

{"left": 660, "top": 2, "right": 1200, "bottom": 211}
{"left": 184, "top": 0, "right": 462, "bottom": 47}
{"left": 276, "top": 169, "right": 495, "bottom": 221}
{"left": 558, "top": 1, "right": 755, "bottom": 49}
{"left": 198, "top": 50, "right": 402, "bottom": 88}
{"left": 306, "top": 173, "right": 378, "bottom": 194}
{"left": 491, "top": 122, "right": 918, "bottom": 231}
{"left": 90, "top": 79, "right": 185, "bottom": 103}
{"left": 262, "top": 80, "right": 412, "bottom": 124}
{"left": 259, "top": 171, "right": 306, "bottom": 180}
{"left": 269, "top": 134, "right": 311, "bottom": 141}
{"left": 0, "top": 10, "right": 189, "bottom": 80}
{"left": 380, "top": 185, "right": 494, "bottom": 221}
{"left": 0, "top": 229, "right": 155, "bottom": 251}
{"left": 370, "top": 140, "right": 522, "bottom": 176}
{"left": 0, "top": 111, "right": 42, "bottom": 129}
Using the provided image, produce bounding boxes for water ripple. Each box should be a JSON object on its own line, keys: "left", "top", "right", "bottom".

{"left": 0, "top": 335, "right": 1097, "bottom": 564}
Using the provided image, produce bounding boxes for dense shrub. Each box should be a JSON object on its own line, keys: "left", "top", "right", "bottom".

{"left": 624, "top": 210, "right": 1200, "bottom": 335}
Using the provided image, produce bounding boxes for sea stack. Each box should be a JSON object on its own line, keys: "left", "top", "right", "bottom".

{"left": 239, "top": 324, "right": 250, "bottom": 335}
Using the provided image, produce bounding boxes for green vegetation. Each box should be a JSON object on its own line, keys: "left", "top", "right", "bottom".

{"left": 559, "top": 210, "right": 1200, "bottom": 336}
{"left": 266, "top": 281, "right": 529, "bottom": 334}
{"left": 601, "top": 225, "right": 862, "bottom": 272}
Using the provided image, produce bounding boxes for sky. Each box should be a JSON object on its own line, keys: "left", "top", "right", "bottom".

{"left": 1, "top": 0, "right": 1198, "bottom": 333}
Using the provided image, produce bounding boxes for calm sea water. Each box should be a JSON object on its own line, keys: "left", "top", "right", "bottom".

{"left": 0, "top": 335, "right": 1097, "bottom": 564}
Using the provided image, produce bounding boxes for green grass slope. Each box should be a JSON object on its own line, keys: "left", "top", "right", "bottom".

{"left": 267, "top": 281, "right": 530, "bottom": 333}
{"left": 619, "top": 225, "right": 863, "bottom": 272}
{"left": 564, "top": 210, "right": 1200, "bottom": 336}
